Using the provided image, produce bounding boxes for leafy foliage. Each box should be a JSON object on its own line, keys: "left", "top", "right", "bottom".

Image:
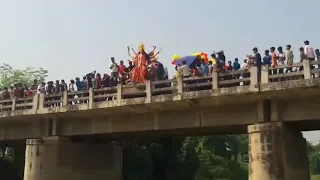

{"left": 309, "top": 142, "right": 320, "bottom": 175}
{"left": 0, "top": 63, "right": 47, "bottom": 179}
{"left": 0, "top": 63, "right": 48, "bottom": 88}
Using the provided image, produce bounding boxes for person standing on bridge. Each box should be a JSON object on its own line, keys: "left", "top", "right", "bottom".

{"left": 60, "top": 79, "right": 68, "bottom": 92}
{"left": 53, "top": 80, "right": 61, "bottom": 94}
{"left": 109, "top": 57, "right": 119, "bottom": 79}
{"left": 299, "top": 47, "right": 305, "bottom": 72}
{"left": 85, "top": 70, "right": 96, "bottom": 89}
{"left": 263, "top": 50, "right": 271, "bottom": 66}
{"left": 263, "top": 50, "right": 271, "bottom": 75}
{"left": 248, "top": 47, "right": 262, "bottom": 81}
{"left": 233, "top": 58, "right": 240, "bottom": 71}
{"left": 69, "top": 79, "right": 77, "bottom": 92}
{"left": 30, "top": 79, "right": 38, "bottom": 91}
{"left": 304, "top": 40, "right": 315, "bottom": 61}
{"left": 315, "top": 49, "right": 320, "bottom": 74}
{"left": 240, "top": 59, "right": 249, "bottom": 70}
{"left": 217, "top": 50, "right": 226, "bottom": 66}
{"left": 0, "top": 87, "right": 10, "bottom": 100}
{"left": 233, "top": 58, "right": 241, "bottom": 83}
{"left": 127, "top": 61, "right": 135, "bottom": 72}
{"left": 277, "top": 46, "right": 286, "bottom": 75}
{"left": 210, "top": 53, "right": 221, "bottom": 71}
{"left": 270, "top": 47, "right": 277, "bottom": 76}
{"left": 75, "top": 77, "right": 84, "bottom": 91}
{"left": 286, "top": 45, "right": 294, "bottom": 73}
{"left": 200, "top": 59, "right": 209, "bottom": 76}
{"left": 315, "top": 49, "right": 319, "bottom": 61}
{"left": 24, "top": 86, "right": 33, "bottom": 97}
{"left": 177, "top": 61, "right": 191, "bottom": 78}
{"left": 304, "top": 41, "right": 316, "bottom": 77}
{"left": 37, "top": 82, "right": 46, "bottom": 94}
{"left": 225, "top": 61, "right": 233, "bottom": 71}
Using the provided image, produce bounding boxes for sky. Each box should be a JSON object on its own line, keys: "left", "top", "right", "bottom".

{"left": 0, "top": 0, "right": 319, "bottom": 142}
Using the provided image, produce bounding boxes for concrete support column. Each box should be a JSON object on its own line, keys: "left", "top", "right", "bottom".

{"left": 248, "top": 122, "right": 310, "bottom": 180}
{"left": 24, "top": 139, "right": 46, "bottom": 180}
{"left": 23, "top": 137, "right": 122, "bottom": 180}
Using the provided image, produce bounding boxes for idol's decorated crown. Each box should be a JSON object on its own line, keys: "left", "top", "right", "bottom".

{"left": 138, "top": 42, "right": 145, "bottom": 51}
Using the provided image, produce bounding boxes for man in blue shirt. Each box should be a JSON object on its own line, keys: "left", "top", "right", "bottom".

{"left": 75, "top": 77, "right": 84, "bottom": 91}
{"left": 263, "top": 50, "right": 272, "bottom": 75}
{"left": 263, "top": 50, "right": 271, "bottom": 66}
{"left": 200, "top": 60, "right": 208, "bottom": 76}
{"left": 233, "top": 58, "right": 241, "bottom": 70}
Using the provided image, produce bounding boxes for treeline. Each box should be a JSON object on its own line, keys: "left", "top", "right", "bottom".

{"left": 1, "top": 135, "right": 320, "bottom": 180}
{"left": 0, "top": 135, "right": 248, "bottom": 180}
{"left": 122, "top": 135, "right": 248, "bottom": 180}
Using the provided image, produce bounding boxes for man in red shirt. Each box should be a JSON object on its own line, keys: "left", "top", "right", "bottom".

{"left": 118, "top": 60, "right": 127, "bottom": 83}
{"left": 225, "top": 61, "right": 233, "bottom": 71}
{"left": 119, "top": 60, "right": 127, "bottom": 76}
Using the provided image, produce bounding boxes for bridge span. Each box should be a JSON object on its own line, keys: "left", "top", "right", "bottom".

{"left": 1, "top": 61, "right": 320, "bottom": 180}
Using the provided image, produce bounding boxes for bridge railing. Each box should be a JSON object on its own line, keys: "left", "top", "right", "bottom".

{"left": 261, "top": 60, "right": 320, "bottom": 83}
{"left": 0, "top": 66, "right": 258, "bottom": 113}
{"left": 311, "top": 61, "right": 320, "bottom": 77}
{"left": 0, "top": 94, "right": 39, "bottom": 115}
{"left": 3, "top": 61, "right": 319, "bottom": 114}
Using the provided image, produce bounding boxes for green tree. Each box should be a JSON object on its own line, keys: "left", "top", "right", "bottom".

{"left": 181, "top": 135, "right": 248, "bottom": 180}
{"left": 0, "top": 63, "right": 48, "bottom": 87}
{"left": 309, "top": 142, "right": 320, "bottom": 175}
{"left": 0, "top": 63, "right": 48, "bottom": 180}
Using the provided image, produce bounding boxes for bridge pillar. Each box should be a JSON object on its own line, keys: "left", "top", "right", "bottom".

{"left": 23, "top": 137, "right": 122, "bottom": 180}
{"left": 248, "top": 122, "right": 310, "bottom": 180}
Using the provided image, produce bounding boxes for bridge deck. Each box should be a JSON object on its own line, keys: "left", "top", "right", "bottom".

{"left": 1, "top": 61, "right": 320, "bottom": 140}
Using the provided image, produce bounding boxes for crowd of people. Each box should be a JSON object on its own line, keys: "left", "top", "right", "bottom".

{"left": 0, "top": 43, "right": 169, "bottom": 101}
{"left": 175, "top": 40, "right": 320, "bottom": 79}
{"left": 1, "top": 41, "right": 320, "bottom": 102}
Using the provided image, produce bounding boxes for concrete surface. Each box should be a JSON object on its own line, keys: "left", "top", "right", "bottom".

{"left": 3, "top": 62, "right": 316, "bottom": 180}
{"left": 23, "top": 137, "right": 122, "bottom": 180}
{"left": 248, "top": 122, "right": 310, "bottom": 180}
{"left": 0, "top": 63, "right": 320, "bottom": 140}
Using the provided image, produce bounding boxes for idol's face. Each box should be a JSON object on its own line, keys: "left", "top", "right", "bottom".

{"left": 139, "top": 48, "right": 144, "bottom": 53}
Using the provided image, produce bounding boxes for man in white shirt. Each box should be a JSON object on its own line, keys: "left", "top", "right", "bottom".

{"left": 240, "top": 59, "right": 249, "bottom": 70}
{"left": 69, "top": 79, "right": 78, "bottom": 104}
{"left": 286, "top": 45, "right": 294, "bottom": 73}
{"left": 304, "top": 40, "right": 315, "bottom": 60}
{"left": 277, "top": 46, "right": 286, "bottom": 65}
{"left": 69, "top": 79, "right": 78, "bottom": 92}
{"left": 178, "top": 61, "right": 190, "bottom": 78}
{"left": 109, "top": 57, "right": 119, "bottom": 78}
{"left": 277, "top": 46, "right": 286, "bottom": 74}
{"left": 37, "top": 82, "right": 46, "bottom": 94}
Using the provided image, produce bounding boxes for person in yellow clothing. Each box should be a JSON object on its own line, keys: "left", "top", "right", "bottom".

{"left": 175, "top": 66, "right": 183, "bottom": 77}
{"left": 210, "top": 53, "right": 220, "bottom": 71}
{"left": 208, "top": 58, "right": 216, "bottom": 64}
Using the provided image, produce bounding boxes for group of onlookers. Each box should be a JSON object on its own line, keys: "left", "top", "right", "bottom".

{"left": 1, "top": 40, "right": 320, "bottom": 101}
{"left": 0, "top": 54, "right": 168, "bottom": 101}
{"left": 175, "top": 40, "right": 320, "bottom": 80}
{"left": 0, "top": 57, "right": 136, "bottom": 101}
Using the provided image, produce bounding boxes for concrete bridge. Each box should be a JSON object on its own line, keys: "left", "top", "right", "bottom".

{"left": 1, "top": 60, "right": 320, "bottom": 180}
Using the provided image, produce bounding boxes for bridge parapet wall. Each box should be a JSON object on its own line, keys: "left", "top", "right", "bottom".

{"left": 0, "top": 60, "right": 318, "bottom": 118}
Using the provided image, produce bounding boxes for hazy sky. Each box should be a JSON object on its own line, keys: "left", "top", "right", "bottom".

{"left": 0, "top": 0, "right": 319, "bottom": 142}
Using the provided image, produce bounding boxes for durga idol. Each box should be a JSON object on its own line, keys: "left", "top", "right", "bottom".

{"left": 127, "top": 43, "right": 158, "bottom": 83}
